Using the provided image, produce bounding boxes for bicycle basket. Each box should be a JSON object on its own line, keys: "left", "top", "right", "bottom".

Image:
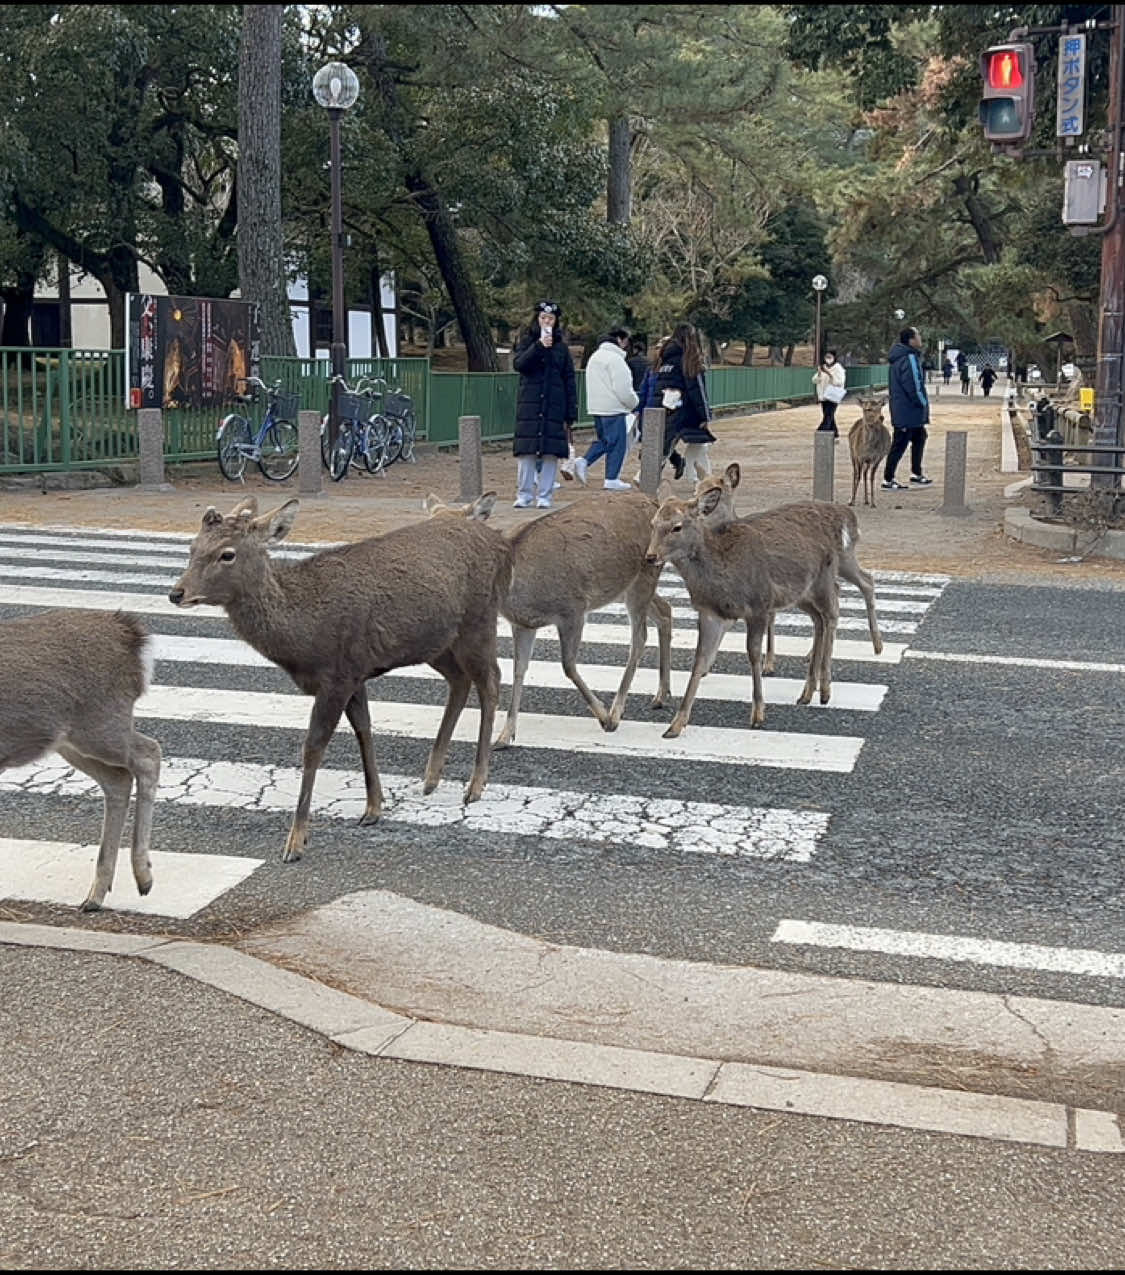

{"left": 271, "top": 390, "right": 301, "bottom": 421}
{"left": 336, "top": 391, "right": 370, "bottom": 421}
{"left": 384, "top": 391, "right": 414, "bottom": 417}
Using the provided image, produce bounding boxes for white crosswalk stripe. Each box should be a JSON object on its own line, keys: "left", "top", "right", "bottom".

{"left": 0, "top": 524, "right": 950, "bottom": 917}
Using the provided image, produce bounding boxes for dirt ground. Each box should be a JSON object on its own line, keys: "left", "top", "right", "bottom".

{"left": 2, "top": 391, "right": 1123, "bottom": 587}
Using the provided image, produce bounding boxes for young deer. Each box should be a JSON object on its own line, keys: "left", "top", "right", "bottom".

{"left": 423, "top": 490, "right": 673, "bottom": 746}
{"left": 848, "top": 397, "right": 892, "bottom": 508}
{"left": 695, "top": 462, "right": 883, "bottom": 661}
{"left": 0, "top": 609, "right": 162, "bottom": 911}
{"left": 645, "top": 488, "right": 840, "bottom": 736}
{"left": 169, "top": 496, "right": 512, "bottom": 862}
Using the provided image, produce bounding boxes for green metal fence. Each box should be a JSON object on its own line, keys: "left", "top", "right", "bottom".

{"left": 0, "top": 345, "right": 887, "bottom": 473}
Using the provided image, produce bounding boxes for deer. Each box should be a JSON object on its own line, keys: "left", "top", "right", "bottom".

{"left": 645, "top": 487, "right": 840, "bottom": 737}
{"left": 169, "top": 495, "right": 512, "bottom": 863}
{"left": 848, "top": 396, "right": 892, "bottom": 508}
{"left": 694, "top": 463, "right": 883, "bottom": 663}
{"left": 421, "top": 490, "right": 674, "bottom": 747}
{"left": 0, "top": 609, "right": 162, "bottom": 912}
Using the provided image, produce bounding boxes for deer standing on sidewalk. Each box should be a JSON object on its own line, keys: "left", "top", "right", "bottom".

{"left": 424, "top": 490, "right": 673, "bottom": 746}
{"left": 848, "top": 397, "right": 892, "bottom": 508}
{"left": 645, "top": 488, "right": 840, "bottom": 736}
{"left": 0, "top": 609, "right": 162, "bottom": 911}
{"left": 169, "top": 496, "right": 512, "bottom": 862}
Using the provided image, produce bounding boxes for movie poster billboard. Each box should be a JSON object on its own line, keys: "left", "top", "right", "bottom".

{"left": 125, "top": 295, "right": 261, "bottom": 410}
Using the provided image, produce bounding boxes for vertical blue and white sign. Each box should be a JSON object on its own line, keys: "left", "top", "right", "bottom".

{"left": 1057, "top": 32, "right": 1087, "bottom": 138}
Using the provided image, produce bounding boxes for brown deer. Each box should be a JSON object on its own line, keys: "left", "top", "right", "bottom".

{"left": 423, "top": 490, "right": 673, "bottom": 746}
{"left": 694, "top": 463, "right": 883, "bottom": 661}
{"left": 169, "top": 496, "right": 512, "bottom": 862}
{"left": 0, "top": 609, "right": 162, "bottom": 911}
{"left": 645, "top": 488, "right": 840, "bottom": 736}
{"left": 848, "top": 397, "right": 892, "bottom": 508}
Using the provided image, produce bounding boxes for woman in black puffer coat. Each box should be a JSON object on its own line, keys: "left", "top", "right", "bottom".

{"left": 511, "top": 300, "right": 578, "bottom": 508}
{"left": 656, "top": 323, "right": 716, "bottom": 480}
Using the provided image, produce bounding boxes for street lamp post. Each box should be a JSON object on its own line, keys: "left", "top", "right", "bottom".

{"left": 812, "top": 274, "right": 828, "bottom": 367}
{"left": 312, "top": 62, "right": 360, "bottom": 455}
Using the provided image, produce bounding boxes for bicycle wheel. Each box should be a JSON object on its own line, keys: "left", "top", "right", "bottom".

{"left": 382, "top": 417, "right": 405, "bottom": 468}
{"left": 217, "top": 414, "right": 252, "bottom": 481}
{"left": 359, "top": 415, "right": 390, "bottom": 474}
{"left": 326, "top": 419, "right": 354, "bottom": 481}
{"left": 399, "top": 409, "right": 417, "bottom": 462}
{"left": 258, "top": 419, "right": 300, "bottom": 481}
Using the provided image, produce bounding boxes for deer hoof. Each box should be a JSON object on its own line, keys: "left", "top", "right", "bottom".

{"left": 136, "top": 874, "right": 153, "bottom": 897}
{"left": 79, "top": 897, "right": 104, "bottom": 914}
{"left": 662, "top": 722, "right": 684, "bottom": 740}
{"left": 463, "top": 784, "right": 483, "bottom": 806}
{"left": 359, "top": 809, "right": 382, "bottom": 826}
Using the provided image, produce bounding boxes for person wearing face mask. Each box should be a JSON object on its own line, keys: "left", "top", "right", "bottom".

{"left": 511, "top": 300, "right": 578, "bottom": 508}
{"left": 813, "top": 349, "right": 847, "bottom": 437}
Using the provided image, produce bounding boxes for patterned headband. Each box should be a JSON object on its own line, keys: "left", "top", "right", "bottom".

{"left": 536, "top": 301, "right": 560, "bottom": 315}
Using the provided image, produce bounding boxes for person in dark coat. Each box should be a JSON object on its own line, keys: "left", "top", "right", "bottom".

{"left": 656, "top": 323, "right": 716, "bottom": 480}
{"left": 512, "top": 300, "right": 578, "bottom": 508}
{"left": 979, "top": 365, "right": 997, "bottom": 397}
{"left": 882, "top": 326, "right": 932, "bottom": 491}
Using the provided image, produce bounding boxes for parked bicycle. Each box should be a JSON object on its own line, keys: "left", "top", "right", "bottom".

{"left": 367, "top": 376, "right": 417, "bottom": 465}
{"left": 216, "top": 377, "right": 301, "bottom": 482}
{"left": 319, "top": 375, "right": 393, "bottom": 481}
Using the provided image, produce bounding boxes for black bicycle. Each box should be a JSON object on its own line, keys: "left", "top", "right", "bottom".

{"left": 320, "top": 375, "right": 393, "bottom": 481}
{"left": 366, "top": 376, "right": 417, "bottom": 465}
{"left": 216, "top": 377, "right": 301, "bottom": 482}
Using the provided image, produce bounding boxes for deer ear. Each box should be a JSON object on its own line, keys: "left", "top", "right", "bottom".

{"left": 230, "top": 495, "right": 259, "bottom": 519}
{"left": 202, "top": 506, "right": 222, "bottom": 527}
{"left": 422, "top": 493, "right": 445, "bottom": 516}
{"left": 471, "top": 492, "right": 496, "bottom": 520}
{"left": 699, "top": 486, "right": 723, "bottom": 516}
{"left": 724, "top": 462, "right": 741, "bottom": 490}
{"left": 253, "top": 499, "right": 299, "bottom": 543}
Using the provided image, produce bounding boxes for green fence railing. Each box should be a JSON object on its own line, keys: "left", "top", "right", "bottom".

{"left": 0, "top": 345, "right": 888, "bottom": 473}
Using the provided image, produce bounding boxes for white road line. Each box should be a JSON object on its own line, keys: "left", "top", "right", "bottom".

{"left": 1, "top": 758, "right": 831, "bottom": 864}
{"left": 134, "top": 683, "right": 865, "bottom": 772}
{"left": 0, "top": 586, "right": 907, "bottom": 663}
{"left": 772, "top": 919, "right": 1125, "bottom": 980}
{"left": 591, "top": 603, "right": 919, "bottom": 635}
{"left": 148, "top": 634, "right": 889, "bottom": 712}
{"left": 906, "top": 649, "right": 1125, "bottom": 675}
{"left": 0, "top": 836, "right": 262, "bottom": 919}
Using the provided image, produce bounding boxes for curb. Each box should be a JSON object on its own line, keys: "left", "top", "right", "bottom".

{"left": 1003, "top": 506, "right": 1125, "bottom": 560}
{"left": 4, "top": 920, "right": 1122, "bottom": 1156}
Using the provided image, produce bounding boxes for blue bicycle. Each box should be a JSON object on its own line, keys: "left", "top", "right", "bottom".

{"left": 320, "top": 375, "right": 394, "bottom": 481}
{"left": 217, "top": 377, "right": 302, "bottom": 482}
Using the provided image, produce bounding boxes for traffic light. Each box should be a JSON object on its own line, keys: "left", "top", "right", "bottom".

{"left": 979, "top": 43, "right": 1036, "bottom": 144}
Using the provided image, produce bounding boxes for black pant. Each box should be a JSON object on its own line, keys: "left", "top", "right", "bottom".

{"left": 884, "top": 426, "right": 927, "bottom": 481}
{"left": 817, "top": 400, "right": 838, "bottom": 434}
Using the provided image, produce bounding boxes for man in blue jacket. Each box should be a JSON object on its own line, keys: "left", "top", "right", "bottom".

{"left": 882, "top": 326, "right": 933, "bottom": 490}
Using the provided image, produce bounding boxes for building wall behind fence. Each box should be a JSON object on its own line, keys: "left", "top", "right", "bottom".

{"left": 0, "top": 346, "right": 887, "bottom": 472}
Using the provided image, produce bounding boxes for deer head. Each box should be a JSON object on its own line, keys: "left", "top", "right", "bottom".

{"left": 421, "top": 491, "right": 497, "bottom": 521}
{"left": 645, "top": 488, "right": 720, "bottom": 567}
{"left": 169, "top": 497, "right": 299, "bottom": 608}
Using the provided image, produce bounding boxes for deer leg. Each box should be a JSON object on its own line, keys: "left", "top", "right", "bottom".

{"left": 818, "top": 606, "right": 838, "bottom": 704}
{"left": 284, "top": 688, "right": 351, "bottom": 862}
{"left": 839, "top": 557, "right": 883, "bottom": 655}
{"left": 646, "top": 593, "right": 673, "bottom": 709}
{"left": 763, "top": 616, "right": 776, "bottom": 675}
{"left": 745, "top": 616, "right": 769, "bottom": 726}
{"left": 495, "top": 623, "right": 536, "bottom": 749}
{"left": 57, "top": 742, "right": 133, "bottom": 912}
{"left": 794, "top": 602, "right": 823, "bottom": 706}
{"left": 849, "top": 462, "right": 861, "bottom": 507}
{"left": 664, "top": 610, "right": 728, "bottom": 739}
{"left": 866, "top": 464, "right": 877, "bottom": 508}
{"left": 461, "top": 650, "right": 501, "bottom": 804}
{"left": 423, "top": 650, "right": 472, "bottom": 794}
{"left": 125, "top": 730, "right": 161, "bottom": 899}
{"left": 344, "top": 689, "right": 384, "bottom": 823}
{"left": 608, "top": 577, "right": 656, "bottom": 730}
{"left": 557, "top": 613, "right": 611, "bottom": 728}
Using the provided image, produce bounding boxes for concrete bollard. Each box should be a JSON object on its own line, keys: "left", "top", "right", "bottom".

{"left": 938, "top": 429, "right": 972, "bottom": 516}
{"left": 640, "top": 407, "right": 666, "bottom": 496}
{"left": 813, "top": 429, "right": 835, "bottom": 502}
{"left": 137, "top": 408, "right": 168, "bottom": 491}
{"left": 459, "top": 415, "right": 483, "bottom": 502}
{"left": 298, "top": 410, "right": 323, "bottom": 497}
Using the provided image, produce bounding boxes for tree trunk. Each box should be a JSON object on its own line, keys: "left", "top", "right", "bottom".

{"left": 607, "top": 116, "right": 632, "bottom": 224}
{"left": 369, "top": 257, "right": 391, "bottom": 359}
{"left": 1065, "top": 300, "right": 1098, "bottom": 359}
{"left": 237, "top": 5, "right": 295, "bottom": 357}
{"left": 741, "top": 341, "right": 754, "bottom": 366}
{"left": 57, "top": 250, "right": 72, "bottom": 347}
{"left": 405, "top": 170, "right": 498, "bottom": 371}
{"left": 952, "top": 173, "right": 1002, "bottom": 265}
{"left": 784, "top": 344, "right": 794, "bottom": 366}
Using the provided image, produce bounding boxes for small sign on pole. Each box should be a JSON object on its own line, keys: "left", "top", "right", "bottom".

{"left": 1057, "top": 31, "right": 1087, "bottom": 139}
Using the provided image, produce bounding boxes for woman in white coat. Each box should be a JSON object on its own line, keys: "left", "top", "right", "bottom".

{"left": 813, "top": 349, "right": 847, "bottom": 437}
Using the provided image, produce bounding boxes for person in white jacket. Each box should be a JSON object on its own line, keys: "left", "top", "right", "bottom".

{"left": 574, "top": 328, "right": 639, "bottom": 490}
{"left": 813, "top": 349, "right": 847, "bottom": 437}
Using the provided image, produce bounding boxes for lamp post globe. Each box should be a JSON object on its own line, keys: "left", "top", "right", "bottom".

{"left": 312, "top": 62, "right": 359, "bottom": 455}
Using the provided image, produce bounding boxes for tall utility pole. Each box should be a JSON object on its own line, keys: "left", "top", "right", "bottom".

{"left": 1093, "top": 4, "right": 1125, "bottom": 490}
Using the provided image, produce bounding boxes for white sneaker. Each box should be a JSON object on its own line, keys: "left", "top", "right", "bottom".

{"left": 573, "top": 456, "right": 588, "bottom": 486}
{"left": 513, "top": 496, "right": 534, "bottom": 508}
{"left": 603, "top": 478, "right": 632, "bottom": 491}
{"left": 553, "top": 480, "right": 562, "bottom": 490}
{"left": 536, "top": 497, "right": 553, "bottom": 509}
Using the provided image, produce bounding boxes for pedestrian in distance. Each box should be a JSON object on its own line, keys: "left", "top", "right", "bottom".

{"left": 957, "top": 350, "right": 971, "bottom": 396}
{"left": 942, "top": 356, "right": 953, "bottom": 385}
{"left": 979, "top": 365, "right": 997, "bottom": 398}
{"left": 625, "top": 335, "right": 649, "bottom": 397}
{"left": 882, "top": 325, "right": 932, "bottom": 491}
{"left": 813, "top": 348, "right": 847, "bottom": 438}
{"left": 512, "top": 301, "right": 578, "bottom": 509}
{"left": 573, "top": 327, "right": 639, "bottom": 491}
{"left": 656, "top": 323, "right": 716, "bottom": 480}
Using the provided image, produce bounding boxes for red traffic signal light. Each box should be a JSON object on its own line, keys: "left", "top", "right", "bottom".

{"left": 979, "top": 42, "right": 1035, "bottom": 145}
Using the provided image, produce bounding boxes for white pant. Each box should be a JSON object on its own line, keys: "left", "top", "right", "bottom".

{"left": 516, "top": 455, "right": 558, "bottom": 503}
{"left": 681, "top": 443, "right": 712, "bottom": 479}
